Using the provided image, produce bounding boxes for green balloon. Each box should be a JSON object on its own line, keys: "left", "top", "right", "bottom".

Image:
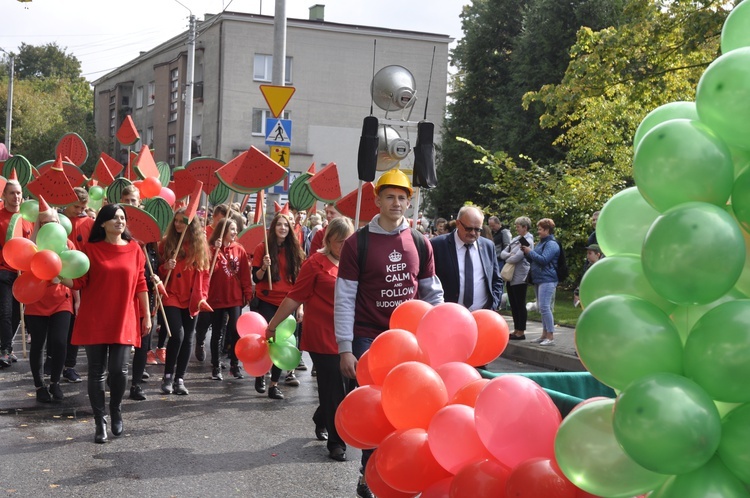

{"left": 58, "top": 213, "right": 73, "bottom": 236}
{"left": 89, "top": 185, "right": 105, "bottom": 201}
{"left": 268, "top": 342, "right": 301, "bottom": 371}
{"left": 580, "top": 255, "right": 675, "bottom": 314}
{"left": 275, "top": 315, "right": 297, "bottom": 342}
{"left": 555, "top": 399, "right": 668, "bottom": 498}
{"left": 36, "top": 222, "right": 69, "bottom": 254}
{"left": 721, "top": 0, "right": 750, "bottom": 54}
{"left": 58, "top": 250, "right": 90, "bottom": 279}
{"left": 597, "top": 187, "right": 660, "bottom": 257}
{"left": 633, "top": 101, "right": 698, "bottom": 152}
{"left": 642, "top": 202, "right": 745, "bottom": 305}
{"left": 89, "top": 197, "right": 103, "bottom": 212}
{"left": 634, "top": 119, "right": 733, "bottom": 212}
{"left": 696, "top": 47, "right": 750, "bottom": 150}
{"left": 650, "top": 456, "right": 750, "bottom": 498}
{"left": 684, "top": 301, "right": 750, "bottom": 403}
{"left": 718, "top": 402, "right": 750, "bottom": 484}
{"left": 613, "top": 373, "right": 722, "bottom": 475}
{"left": 731, "top": 165, "right": 750, "bottom": 234}
{"left": 576, "top": 295, "right": 683, "bottom": 391}
{"left": 670, "top": 288, "right": 748, "bottom": 344}
{"left": 731, "top": 146, "right": 750, "bottom": 179}
{"left": 19, "top": 200, "right": 39, "bottom": 223}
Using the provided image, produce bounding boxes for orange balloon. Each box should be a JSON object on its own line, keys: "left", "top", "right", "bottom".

{"left": 30, "top": 249, "right": 62, "bottom": 280}
{"left": 365, "top": 450, "right": 417, "bottom": 498}
{"left": 467, "top": 309, "right": 510, "bottom": 367}
{"left": 3, "top": 237, "right": 38, "bottom": 271}
{"left": 381, "top": 361, "right": 448, "bottom": 430}
{"left": 390, "top": 299, "right": 433, "bottom": 333}
{"left": 141, "top": 176, "right": 162, "bottom": 198}
{"left": 376, "top": 428, "right": 452, "bottom": 494}
{"left": 449, "top": 378, "right": 490, "bottom": 408}
{"left": 336, "top": 385, "right": 396, "bottom": 448}
{"left": 356, "top": 350, "right": 376, "bottom": 386}
{"left": 12, "top": 272, "right": 48, "bottom": 304}
{"left": 368, "top": 329, "right": 427, "bottom": 384}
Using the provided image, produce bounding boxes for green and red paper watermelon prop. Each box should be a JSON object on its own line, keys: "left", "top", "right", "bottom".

{"left": 157, "top": 161, "right": 171, "bottom": 187}
{"left": 237, "top": 224, "right": 266, "bottom": 261}
{"left": 122, "top": 205, "right": 162, "bottom": 244}
{"left": 307, "top": 162, "right": 341, "bottom": 202}
{"left": 209, "top": 181, "right": 231, "bottom": 205}
{"left": 26, "top": 156, "right": 79, "bottom": 206}
{"left": 55, "top": 133, "right": 89, "bottom": 168}
{"left": 169, "top": 167, "right": 200, "bottom": 201}
{"left": 335, "top": 182, "right": 379, "bottom": 222}
{"left": 288, "top": 173, "right": 316, "bottom": 211}
{"left": 116, "top": 116, "right": 140, "bottom": 146}
{"left": 215, "top": 146, "right": 287, "bottom": 194}
{"left": 3, "top": 155, "right": 33, "bottom": 187}
{"left": 133, "top": 145, "right": 160, "bottom": 180}
{"left": 106, "top": 177, "right": 133, "bottom": 204}
{"left": 92, "top": 153, "right": 124, "bottom": 186}
{"left": 37, "top": 159, "right": 86, "bottom": 188}
{"left": 185, "top": 157, "right": 225, "bottom": 196}
{"left": 6, "top": 213, "right": 24, "bottom": 242}
{"left": 143, "top": 197, "right": 173, "bottom": 236}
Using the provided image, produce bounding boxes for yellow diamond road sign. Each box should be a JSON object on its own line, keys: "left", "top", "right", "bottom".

{"left": 270, "top": 146, "right": 290, "bottom": 168}
{"left": 260, "top": 85, "right": 296, "bottom": 118}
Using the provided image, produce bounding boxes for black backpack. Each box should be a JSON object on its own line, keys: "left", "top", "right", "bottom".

{"left": 555, "top": 240, "right": 569, "bottom": 282}
{"left": 357, "top": 225, "right": 428, "bottom": 276}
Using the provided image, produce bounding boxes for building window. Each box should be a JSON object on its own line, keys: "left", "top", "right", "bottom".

{"left": 171, "top": 79, "right": 179, "bottom": 90}
{"left": 147, "top": 127, "right": 154, "bottom": 147}
{"left": 109, "top": 94, "right": 116, "bottom": 105}
{"left": 168, "top": 134, "right": 177, "bottom": 166}
{"left": 252, "top": 109, "right": 291, "bottom": 136}
{"left": 169, "top": 135, "right": 176, "bottom": 144}
{"left": 171, "top": 90, "right": 179, "bottom": 101}
{"left": 171, "top": 68, "right": 179, "bottom": 81}
{"left": 169, "top": 111, "right": 178, "bottom": 122}
{"left": 253, "top": 54, "right": 293, "bottom": 84}
{"left": 135, "top": 86, "right": 143, "bottom": 109}
{"left": 109, "top": 109, "right": 116, "bottom": 137}
{"left": 170, "top": 101, "right": 178, "bottom": 111}
{"left": 148, "top": 81, "right": 155, "bottom": 105}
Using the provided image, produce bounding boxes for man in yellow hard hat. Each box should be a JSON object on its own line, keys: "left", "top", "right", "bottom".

{"left": 334, "top": 168, "right": 443, "bottom": 497}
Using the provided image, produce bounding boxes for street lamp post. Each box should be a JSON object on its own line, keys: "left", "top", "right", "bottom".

{"left": 0, "top": 48, "right": 13, "bottom": 154}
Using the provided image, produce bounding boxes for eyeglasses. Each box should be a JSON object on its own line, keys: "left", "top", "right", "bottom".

{"left": 457, "top": 219, "right": 482, "bottom": 234}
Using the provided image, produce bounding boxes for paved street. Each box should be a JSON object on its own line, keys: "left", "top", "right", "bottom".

{"left": 0, "top": 334, "right": 549, "bottom": 498}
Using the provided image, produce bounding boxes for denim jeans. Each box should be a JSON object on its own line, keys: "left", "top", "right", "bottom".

{"left": 536, "top": 282, "right": 557, "bottom": 333}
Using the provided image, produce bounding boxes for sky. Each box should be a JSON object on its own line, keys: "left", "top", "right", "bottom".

{"left": 0, "top": 0, "right": 468, "bottom": 80}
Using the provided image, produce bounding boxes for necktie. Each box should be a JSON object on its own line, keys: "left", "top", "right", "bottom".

{"left": 464, "top": 243, "right": 474, "bottom": 308}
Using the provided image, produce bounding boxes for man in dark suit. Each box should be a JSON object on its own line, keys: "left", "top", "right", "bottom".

{"left": 430, "top": 206, "right": 503, "bottom": 311}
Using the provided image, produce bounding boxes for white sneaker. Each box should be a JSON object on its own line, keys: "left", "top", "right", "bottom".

{"left": 530, "top": 337, "right": 545, "bottom": 343}
{"left": 540, "top": 339, "right": 555, "bottom": 346}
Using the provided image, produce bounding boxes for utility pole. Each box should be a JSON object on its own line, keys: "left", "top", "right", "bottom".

{"left": 0, "top": 49, "right": 13, "bottom": 154}
{"left": 182, "top": 14, "right": 196, "bottom": 166}
{"left": 272, "top": 0, "right": 286, "bottom": 86}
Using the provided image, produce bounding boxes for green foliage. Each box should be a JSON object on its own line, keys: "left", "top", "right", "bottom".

{"left": 15, "top": 43, "right": 83, "bottom": 80}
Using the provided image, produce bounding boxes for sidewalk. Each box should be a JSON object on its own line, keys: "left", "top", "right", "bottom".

{"left": 499, "top": 316, "right": 586, "bottom": 372}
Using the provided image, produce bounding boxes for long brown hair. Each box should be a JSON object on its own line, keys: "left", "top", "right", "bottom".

{"left": 208, "top": 218, "right": 236, "bottom": 247}
{"left": 161, "top": 208, "right": 210, "bottom": 271}
{"left": 267, "top": 212, "right": 305, "bottom": 283}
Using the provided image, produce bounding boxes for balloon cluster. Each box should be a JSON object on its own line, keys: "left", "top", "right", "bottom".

{"left": 233, "top": 312, "right": 303, "bottom": 375}
{"left": 566, "top": 5, "right": 750, "bottom": 497}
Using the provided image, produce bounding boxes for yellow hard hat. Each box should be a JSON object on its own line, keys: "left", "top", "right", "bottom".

{"left": 374, "top": 168, "right": 413, "bottom": 197}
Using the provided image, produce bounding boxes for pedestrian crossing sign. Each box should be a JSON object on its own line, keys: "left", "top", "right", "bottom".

{"left": 265, "top": 118, "right": 292, "bottom": 146}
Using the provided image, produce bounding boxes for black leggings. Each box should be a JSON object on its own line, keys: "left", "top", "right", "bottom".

{"left": 0, "top": 270, "right": 21, "bottom": 352}
{"left": 164, "top": 306, "right": 196, "bottom": 380}
{"left": 309, "top": 352, "right": 348, "bottom": 452}
{"left": 132, "top": 319, "right": 155, "bottom": 385}
{"left": 211, "top": 307, "right": 240, "bottom": 367}
{"left": 85, "top": 344, "right": 130, "bottom": 418}
{"left": 507, "top": 283, "right": 528, "bottom": 331}
{"left": 27, "top": 312, "right": 71, "bottom": 386}
{"left": 256, "top": 299, "right": 283, "bottom": 382}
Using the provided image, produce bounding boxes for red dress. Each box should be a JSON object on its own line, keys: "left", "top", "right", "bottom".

{"left": 253, "top": 242, "right": 294, "bottom": 307}
{"left": 68, "top": 215, "right": 94, "bottom": 251}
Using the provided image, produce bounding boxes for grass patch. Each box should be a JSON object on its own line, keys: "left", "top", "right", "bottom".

{"left": 500, "top": 286, "right": 582, "bottom": 328}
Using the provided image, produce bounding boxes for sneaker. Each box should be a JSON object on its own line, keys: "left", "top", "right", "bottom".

{"left": 211, "top": 367, "right": 223, "bottom": 380}
{"left": 530, "top": 337, "right": 545, "bottom": 344}
{"left": 255, "top": 376, "right": 266, "bottom": 393}
{"left": 8, "top": 352, "right": 17, "bottom": 363}
{"left": 540, "top": 339, "right": 556, "bottom": 346}
{"left": 268, "top": 385, "right": 284, "bottom": 400}
{"left": 36, "top": 386, "right": 51, "bottom": 403}
{"left": 229, "top": 365, "right": 244, "bottom": 379}
{"left": 195, "top": 343, "right": 206, "bottom": 362}
{"left": 173, "top": 378, "right": 189, "bottom": 395}
{"left": 296, "top": 359, "right": 307, "bottom": 371}
{"left": 63, "top": 368, "right": 82, "bottom": 383}
{"left": 155, "top": 347, "right": 167, "bottom": 364}
{"left": 49, "top": 382, "right": 64, "bottom": 401}
{"left": 142, "top": 371, "right": 150, "bottom": 381}
{"left": 356, "top": 476, "right": 375, "bottom": 498}
{"left": 285, "top": 372, "right": 300, "bottom": 387}
{"left": 129, "top": 385, "right": 147, "bottom": 401}
{"left": 0, "top": 350, "right": 11, "bottom": 368}
{"left": 145, "top": 350, "right": 158, "bottom": 365}
{"left": 311, "top": 365, "right": 317, "bottom": 377}
{"left": 160, "top": 376, "right": 174, "bottom": 394}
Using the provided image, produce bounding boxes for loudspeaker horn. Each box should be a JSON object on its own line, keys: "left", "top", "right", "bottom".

{"left": 377, "top": 126, "right": 410, "bottom": 171}
{"left": 370, "top": 65, "right": 417, "bottom": 112}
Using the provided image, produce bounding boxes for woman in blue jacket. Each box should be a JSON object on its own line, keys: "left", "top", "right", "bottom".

{"left": 521, "top": 218, "right": 560, "bottom": 346}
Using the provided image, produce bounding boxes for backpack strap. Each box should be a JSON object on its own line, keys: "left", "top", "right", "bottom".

{"left": 410, "top": 227, "right": 428, "bottom": 277}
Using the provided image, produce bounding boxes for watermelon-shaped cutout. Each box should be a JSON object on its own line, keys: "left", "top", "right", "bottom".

{"left": 237, "top": 224, "right": 266, "bottom": 261}
{"left": 121, "top": 205, "right": 162, "bottom": 243}
{"left": 5, "top": 213, "right": 24, "bottom": 242}
{"left": 37, "top": 159, "right": 86, "bottom": 188}
{"left": 116, "top": 116, "right": 140, "bottom": 146}
{"left": 107, "top": 177, "right": 133, "bottom": 204}
{"left": 157, "top": 161, "right": 171, "bottom": 187}
{"left": 0, "top": 176, "right": 6, "bottom": 195}
{"left": 185, "top": 157, "right": 225, "bottom": 196}
{"left": 169, "top": 167, "right": 199, "bottom": 200}
{"left": 215, "top": 146, "right": 287, "bottom": 194}
{"left": 143, "top": 197, "right": 173, "bottom": 236}
{"left": 288, "top": 173, "right": 316, "bottom": 211}
{"left": 209, "top": 181, "right": 230, "bottom": 206}
{"left": 134, "top": 145, "right": 160, "bottom": 180}
{"left": 55, "top": 133, "right": 89, "bottom": 167}
{"left": 183, "top": 181, "right": 204, "bottom": 223}
{"left": 92, "top": 152, "right": 124, "bottom": 186}
{"left": 307, "top": 162, "right": 341, "bottom": 202}
{"left": 335, "top": 182, "right": 379, "bottom": 222}
{"left": 3, "top": 155, "right": 33, "bottom": 187}
{"left": 26, "top": 157, "right": 79, "bottom": 207}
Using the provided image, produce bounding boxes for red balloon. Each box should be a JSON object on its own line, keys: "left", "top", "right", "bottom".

{"left": 449, "top": 378, "right": 490, "bottom": 408}
{"left": 416, "top": 303, "right": 478, "bottom": 367}
{"left": 382, "top": 361, "right": 448, "bottom": 430}
{"left": 336, "top": 385, "right": 396, "bottom": 448}
{"left": 376, "top": 428, "right": 452, "bottom": 493}
{"left": 236, "top": 311, "right": 268, "bottom": 337}
{"left": 421, "top": 477, "right": 453, "bottom": 498}
{"left": 3, "top": 237, "right": 38, "bottom": 271}
{"left": 141, "top": 176, "right": 162, "bottom": 198}
{"left": 368, "top": 329, "right": 427, "bottom": 384}
{"left": 390, "top": 299, "right": 433, "bottom": 333}
{"left": 356, "top": 350, "right": 376, "bottom": 386}
{"left": 159, "top": 187, "right": 176, "bottom": 206}
{"left": 133, "top": 180, "right": 145, "bottom": 196}
{"left": 436, "top": 361, "right": 482, "bottom": 400}
{"left": 428, "top": 404, "right": 494, "bottom": 474}
{"left": 334, "top": 403, "right": 370, "bottom": 449}
{"left": 241, "top": 354, "right": 273, "bottom": 377}
{"left": 234, "top": 333, "right": 270, "bottom": 366}
{"left": 467, "top": 309, "right": 510, "bottom": 366}
{"left": 365, "top": 450, "right": 417, "bottom": 498}
{"left": 449, "top": 459, "right": 510, "bottom": 498}
{"left": 13, "top": 272, "right": 48, "bottom": 304}
{"left": 506, "top": 458, "right": 577, "bottom": 498}
{"left": 30, "top": 249, "right": 62, "bottom": 280}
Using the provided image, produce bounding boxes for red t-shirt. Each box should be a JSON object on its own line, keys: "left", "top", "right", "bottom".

{"left": 253, "top": 242, "right": 295, "bottom": 307}
{"left": 288, "top": 252, "right": 338, "bottom": 354}
{"left": 207, "top": 243, "right": 253, "bottom": 309}
{"left": 25, "top": 240, "right": 76, "bottom": 316}
{"left": 158, "top": 241, "right": 209, "bottom": 313}
{"left": 68, "top": 215, "right": 94, "bottom": 251}
{"left": 71, "top": 240, "right": 148, "bottom": 346}
{"left": 337, "top": 229, "right": 435, "bottom": 339}
{"left": 0, "top": 207, "right": 33, "bottom": 272}
{"left": 309, "top": 226, "right": 327, "bottom": 254}
{"left": 205, "top": 224, "right": 214, "bottom": 239}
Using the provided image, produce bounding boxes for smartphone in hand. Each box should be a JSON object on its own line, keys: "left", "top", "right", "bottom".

{"left": 518, "top": 236, "right": 530, "bottom": 247}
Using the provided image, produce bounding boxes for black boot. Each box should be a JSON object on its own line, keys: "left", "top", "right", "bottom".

{"left": 94, "top": 416, "right": 108, "bottom": 444}
{"left": 110, "top": 404, "right": 123, "bottom": 437}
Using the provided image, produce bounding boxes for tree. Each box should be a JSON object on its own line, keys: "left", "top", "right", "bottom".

{"left": 15, "top": 43, "right": 83, "bottom": 80}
